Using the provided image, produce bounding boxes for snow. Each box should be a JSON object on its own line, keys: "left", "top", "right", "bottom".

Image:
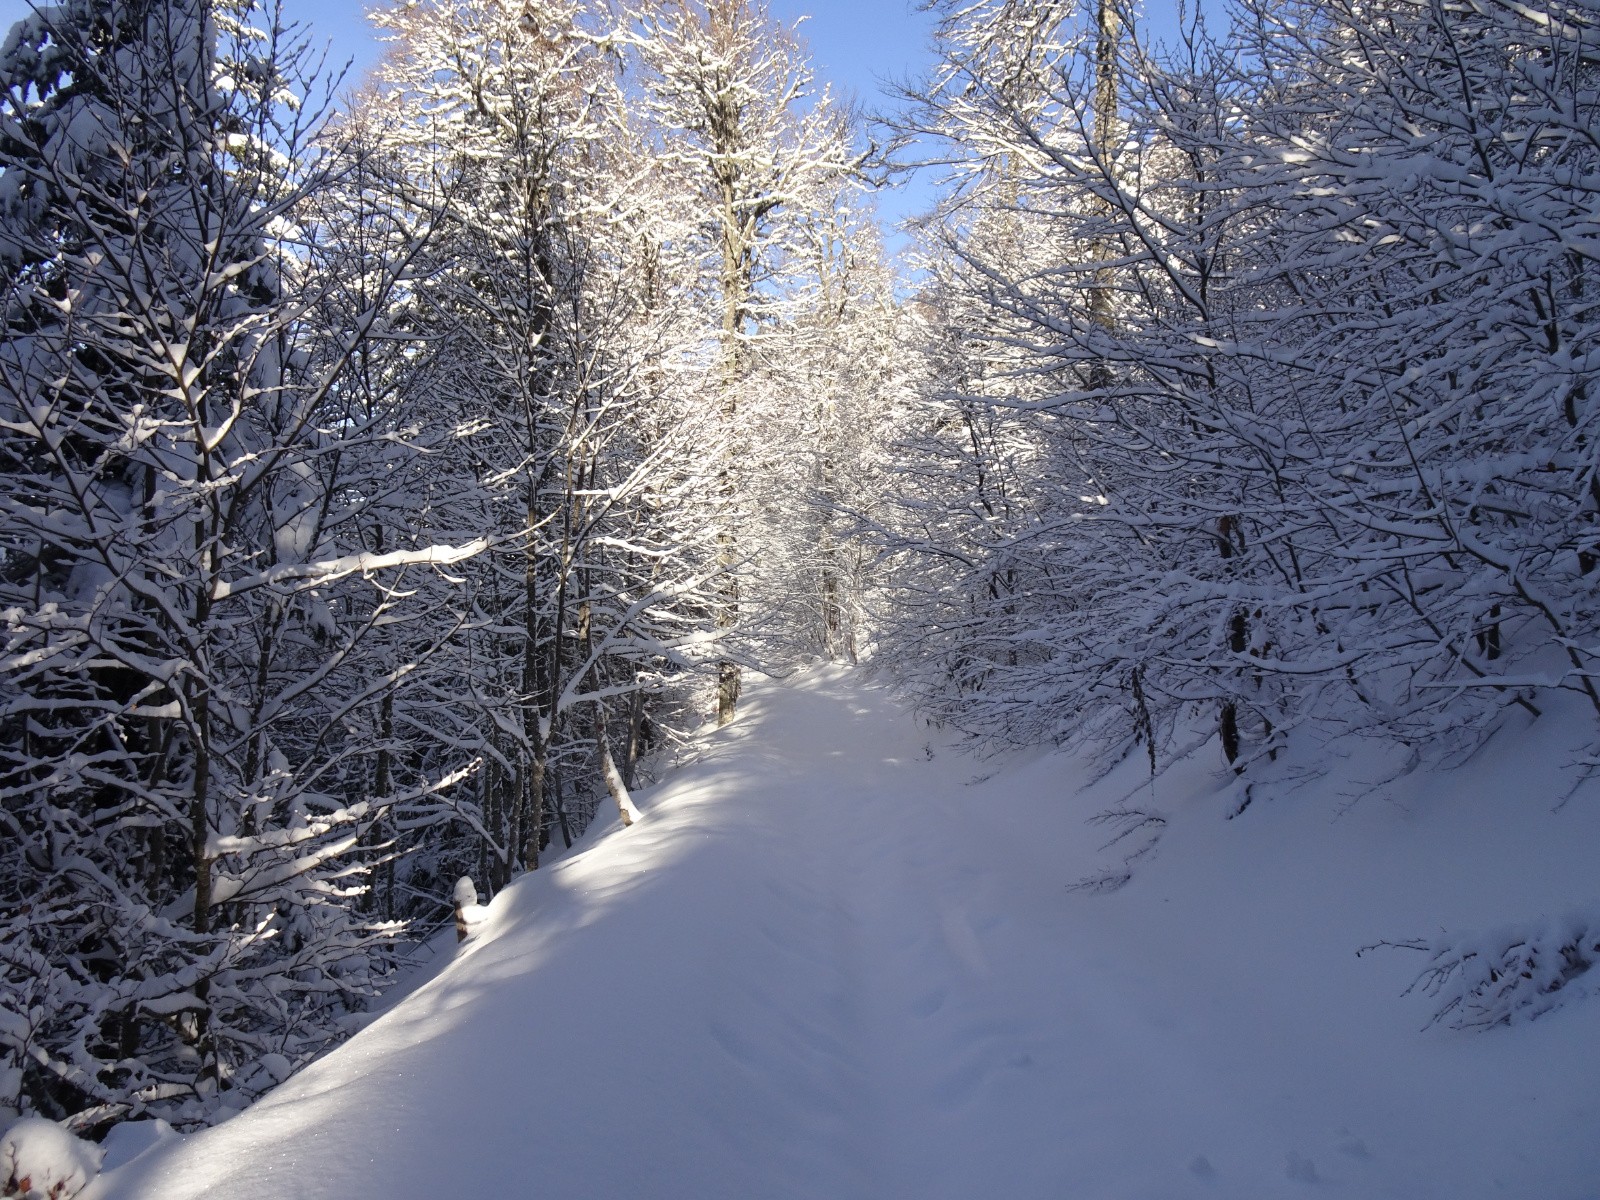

{"left": 88, "top": 669, "right": 1600, "bottom": 1200}
{"left": 451, "top": 876, "right": 490, "bottom": 939}
{"left": 1, "top": 1118, "right": 103, "bottom": 1200}
{"left": 96, "top": 1122, "right": 176, "bottom": 1174}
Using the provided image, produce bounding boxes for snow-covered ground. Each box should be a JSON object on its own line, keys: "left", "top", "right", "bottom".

{"left": 89, "top": 669, "right": 1600, "bottom": 1199}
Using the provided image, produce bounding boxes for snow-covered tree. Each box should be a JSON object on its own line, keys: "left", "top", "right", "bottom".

{"left": 366, "top": 0, "right": 736, "bottom": 881}
{"left": 629, "top": 0, "right": 865, "bottom": 722}
{"left": 768, "top": 195, "right": 906, "bottom": 664}
{"left": 0, "top": 0, "right": 479, "bottom": 1128}
{"left": 880, "top": 0, "right": 1600, "bottom": 773}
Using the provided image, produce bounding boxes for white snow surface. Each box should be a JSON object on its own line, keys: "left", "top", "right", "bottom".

{"left": 91, "top": 669, "right": 1600, "bottom": 1200}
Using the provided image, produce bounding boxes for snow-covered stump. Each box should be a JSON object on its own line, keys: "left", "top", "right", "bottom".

{"left": 453, "top": 878, "right": 489, "bottom": 943}
{"left": 0, "top": 1118, "right": 102, "bottom": 1200}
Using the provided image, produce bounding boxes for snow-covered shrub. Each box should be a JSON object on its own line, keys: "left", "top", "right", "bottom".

{"left": 1392, "top": 913, "right": 1600, "bottom": 1031}
{"left": 0, "top": 1119, "right": 101, "bottom": 1200}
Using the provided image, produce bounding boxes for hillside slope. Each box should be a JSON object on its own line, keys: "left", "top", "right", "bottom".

{"left": 90, "top": 670, "right": 1600, "bottom": 1200}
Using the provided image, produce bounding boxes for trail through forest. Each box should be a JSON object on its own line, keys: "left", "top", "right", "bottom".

{"left": 90, "top": 671, "right": 1600, "bottom": 1200}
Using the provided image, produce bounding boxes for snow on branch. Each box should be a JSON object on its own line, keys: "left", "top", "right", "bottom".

{"left": 211, "top": 539, "right": 490, "bottom": 599}
{"left": 1362, "top": 911, "right": 1600, "bottom": 1031}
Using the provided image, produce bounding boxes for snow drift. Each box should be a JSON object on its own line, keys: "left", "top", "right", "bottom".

{"left": 84, "top": 670, "right": 1600, "bottom": 1200}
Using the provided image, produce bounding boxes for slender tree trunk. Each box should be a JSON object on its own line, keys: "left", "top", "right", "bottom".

{"left": 623, "top": 684, "right": 648, "bottom": 789}
{"left": 1217, "top": 516, "right": 1248, "bottom": 773}
{"left": 716, "top": 173, "right": 747, "bottom": 726}
{"left": 1087, "top": 0, "right": 1122, "bottom": 392}
{"left": 190, "top": 425, "right": 219, "bottom": 1090}
{"left": 716, "top": 391, "right": 742, "bottom": 723}
{"left": 550, "top": 757, "right": 573, "bottom": 850}
{"left": 522, "top": 484, "right": 548, "bottom": 869}
{"left": 817, "top": 401, "right": 844, "bottom": 658}
{"left": 521, "top": 748, "right": 548, "bottom": 870}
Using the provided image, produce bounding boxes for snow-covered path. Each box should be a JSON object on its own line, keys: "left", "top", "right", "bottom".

{"left": 92, "top": 670, "right": 1600, "bottom": 1200}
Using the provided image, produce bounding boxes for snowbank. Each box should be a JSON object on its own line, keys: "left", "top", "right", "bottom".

{"left": 87, "top": 670, "right": 1600, "bottom": 1200}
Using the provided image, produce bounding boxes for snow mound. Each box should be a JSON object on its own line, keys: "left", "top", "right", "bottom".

{"left": 452, "top": 876, "right": 490, "bottom": 940}
{"left": 1, "top": 1118, "right": 103, "bottom": 1200}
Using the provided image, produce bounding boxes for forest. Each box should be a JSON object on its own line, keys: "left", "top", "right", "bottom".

{"left": 2, "top": 0, "right": 1598, "bottom": 1151}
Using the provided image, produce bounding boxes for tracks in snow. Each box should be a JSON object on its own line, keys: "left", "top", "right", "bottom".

{"left": 689, "top": 676, "right": 1063, "bottom": 1200}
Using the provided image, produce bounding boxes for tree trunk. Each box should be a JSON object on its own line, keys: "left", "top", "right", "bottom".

{"left": 715, "top": 157, "right": 748, "bottom": 727}
{"left": 623, "top": 683, "right": 648, "bottom": 789}
{"left": 1087, "top": 0, "right": 1122, "bottom": 373}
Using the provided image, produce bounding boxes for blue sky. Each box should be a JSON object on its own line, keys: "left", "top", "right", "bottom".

{"left": 270, "top": 0, "right": 940, "bottom": 106}
{"left": 290, "top": 0, "right": 957, "bottom": 236}
{"left": 0, "top": 0, "right": 1188, "bottom": 242}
